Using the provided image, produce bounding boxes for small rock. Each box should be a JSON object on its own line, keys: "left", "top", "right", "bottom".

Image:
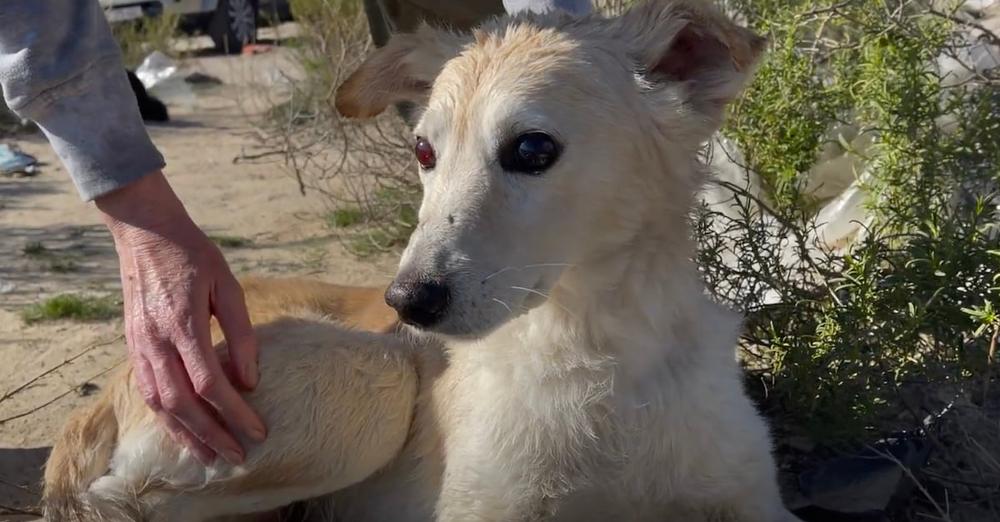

{"left": 77, "top": 382, "right": 100, "bottom": 397}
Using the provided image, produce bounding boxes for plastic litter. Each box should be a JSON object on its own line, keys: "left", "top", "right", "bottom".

{"left": 133, "top": 51, "right": 197, "bottom": 108}
{"left": 134, "top": 51, "right": 178, "bottom": 90}
{"left": 795, "top": 434, "right": 931, "bottom": 516}
{"left": 0, "top": 143, "right": 38, "bottom": 176}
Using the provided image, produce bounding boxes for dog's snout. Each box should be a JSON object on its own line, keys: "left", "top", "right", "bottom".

{"left": 385, "top": 278, "right": 450, "bottom": 328}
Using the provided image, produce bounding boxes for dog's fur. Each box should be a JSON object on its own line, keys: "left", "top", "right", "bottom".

{"left": 43, "top": 2, "right": 801, "bottom": 520}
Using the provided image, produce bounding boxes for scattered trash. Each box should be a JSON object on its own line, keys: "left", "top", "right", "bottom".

{"left": 126, "top": 70, "right": 169, "bottom": 122}
{"left": 241, "top": 43, "right": 273, "bottom": 55}
{"left": 134, "top": 51, "right": 178, "bottom": 90}
{"left": 133, "top": 51, "right": 197, "bottom": 108}
{"left": 795, "top": 433, "right": 931, "bottom": 516}
{"left": 0, "top": 278, "right": 15, "bottom": 294}
{"left": 0, "top": 143, "right": 38, "bottom": 177}
{"left": 184, "top": 71, "right": 224, "bottom": 86}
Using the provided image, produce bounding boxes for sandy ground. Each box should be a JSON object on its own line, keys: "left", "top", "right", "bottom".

{"left": 0, "top": 30, "right": 395, "bottom": 519}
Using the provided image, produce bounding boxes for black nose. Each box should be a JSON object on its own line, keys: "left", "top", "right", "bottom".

{"left": 385, "top": 279, "right": 450, "bottom": 328}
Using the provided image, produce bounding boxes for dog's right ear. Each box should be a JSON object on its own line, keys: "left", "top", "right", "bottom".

{"left": 335, "top": 26, "right": 465, "bottom": 119}
{"left": 612, "top": 0, "right": 765, "bottom": 138}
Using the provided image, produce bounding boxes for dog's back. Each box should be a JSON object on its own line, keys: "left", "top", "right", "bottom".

{"left": 42, "top": 279, "right": 411, "bottom": 521}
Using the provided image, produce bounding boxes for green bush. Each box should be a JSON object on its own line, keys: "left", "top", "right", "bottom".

{"left": 694, "top": 0, "right": 1000, "bottom": 444}
{"left": 112, "top": 12, "right": 181, "bottom": 69}
{"left": 22, "top": 294, "right": 121, "bottom": 324}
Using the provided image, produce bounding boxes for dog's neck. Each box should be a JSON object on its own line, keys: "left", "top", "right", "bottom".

{"left": 454, "top": 202, "right": 739, "bottom": 384}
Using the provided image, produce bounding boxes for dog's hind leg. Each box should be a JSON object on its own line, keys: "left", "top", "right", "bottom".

{"left": 43, "top": 318, "right": 418, "bottom": 522}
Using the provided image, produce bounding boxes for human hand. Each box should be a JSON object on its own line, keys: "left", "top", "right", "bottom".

{"left": 96, "top": 171, "right": 266, "bottom": 465}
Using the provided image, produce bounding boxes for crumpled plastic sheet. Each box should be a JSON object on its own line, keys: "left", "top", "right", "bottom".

{"left": 134, "top": 51, "right": 197, "bottom": 107}
{"left": 0, "top": 143, "right": 37, "bottom": 176}
{"left": 134, "top": 50, "right": 177, "bottom": 89}
{"left": 698, "top": 0, "right": 999, "bottom": 305}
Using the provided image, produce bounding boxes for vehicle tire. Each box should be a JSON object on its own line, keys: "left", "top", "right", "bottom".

{"left": 209, "top": 0, "right": 259, "bottom": 54}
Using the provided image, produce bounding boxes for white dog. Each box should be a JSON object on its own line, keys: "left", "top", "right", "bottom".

{"left": 43, "top": 1, "right": 800, "bottom": 520}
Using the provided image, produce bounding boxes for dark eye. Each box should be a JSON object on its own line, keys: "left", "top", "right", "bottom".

{"left": 414, "top": 137, "right": 436, "bottom": 170}
{"left": 500, "top": 132, "right": 560, "bottom": 174}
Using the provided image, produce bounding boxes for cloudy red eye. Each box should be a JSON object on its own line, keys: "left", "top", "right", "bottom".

{"left": 414, "top": 137, "right": 436, "bottom": 170}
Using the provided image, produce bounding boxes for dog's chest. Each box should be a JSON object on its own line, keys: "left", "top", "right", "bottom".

{"left": 438, "top": 336, "right": 633, "bottom": 489}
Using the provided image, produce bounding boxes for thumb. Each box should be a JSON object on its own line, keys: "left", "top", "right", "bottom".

{"left": 212, "top": 274, "right": 259, "bottom": 390}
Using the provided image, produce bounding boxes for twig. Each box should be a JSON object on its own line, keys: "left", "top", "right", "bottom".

{"left": 232, "top": 148, "right": 287, "bottom": 164}
{"left": 928, "top": 8, "right": 1000, "bottom": 48}
{"left": 0, "top": 360, "right": 124, "bottom": 426}
{"left": 867, "top": 444, "right": 952, "bottom": 522}
{"left": 989, "top": 324, "right": 998, "bottom": 367}
{"left": 0, "top": 502, "right": 42, "bottom": 517}
{"left": 985, "top": 324, "right": 999, "bottom": 406}
{"left": 0, "top": 477, "right": 37, "bottom": 495}
{"left": 0, "top": 335, "right": 123, "bottom": 404}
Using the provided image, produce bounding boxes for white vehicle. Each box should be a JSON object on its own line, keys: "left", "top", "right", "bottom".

{"left": 101, "top": 0, "right": 261, "bottom": 53}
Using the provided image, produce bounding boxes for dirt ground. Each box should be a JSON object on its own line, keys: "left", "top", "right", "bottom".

{"left": 0, "top": 31, "right": 396, "bottom": 519}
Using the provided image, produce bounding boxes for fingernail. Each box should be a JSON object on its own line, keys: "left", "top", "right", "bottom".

{"left": 243, "top": 360, "right": 259, "bottom": 389}
{"left": 249, "top": 423, "right": 267, "bottom": 442}
{"left": 222, "top": 446, "right": 244, "bottom": 465}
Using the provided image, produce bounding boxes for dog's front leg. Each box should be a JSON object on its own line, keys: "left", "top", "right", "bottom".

{"left": 435, "top": 429, "right": 565, "bottom": 522}
{"left": 436, "top": 462, "right": 553, "bottom": 522}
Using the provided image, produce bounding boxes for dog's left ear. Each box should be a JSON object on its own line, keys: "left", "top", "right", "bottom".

{"left": 335, "top": 26, "right": 466, "bottom": 119}
{"left": 614, "top": 0, "right": 765, "bottom": 131}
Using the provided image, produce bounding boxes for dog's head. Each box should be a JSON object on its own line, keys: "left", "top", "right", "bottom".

{"left": 336, "top": 0, "right": 764, "bottom": 338}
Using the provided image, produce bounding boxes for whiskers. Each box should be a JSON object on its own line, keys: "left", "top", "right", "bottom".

{"left": 491, "top": 297, "right": 515, "bottom": 315}
{"left": 481, "top": 263, "right": 575, "bottom": 284}
{"left": 508, "top": 284, "right": 579, "bottom": 321}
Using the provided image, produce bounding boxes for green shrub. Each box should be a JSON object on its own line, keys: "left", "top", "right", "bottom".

{"left": 209, "top": 234, "right": 254, "bottom": 248}
{"left": 327, "top": 207, "right": 364, "bottom": 228}
{"left": 22, "top": 294, "right": 121, "bottom": 324}
{"left": 698, "top": 0, "right": 1000, "bottom": 444}
{"left": 112, "top": 12, "right": 181, "bottom": 69}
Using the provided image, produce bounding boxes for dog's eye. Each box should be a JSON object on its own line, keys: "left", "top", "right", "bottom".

{"left": 414, "top": 137, "right": 436, "bottom": 170}
{"left": 500, "top": 132, "right": 560, "bottom": 175}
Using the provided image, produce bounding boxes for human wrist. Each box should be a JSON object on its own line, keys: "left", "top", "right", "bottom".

{"left": 95, "top": 171, "right": 198, "bottom": 246}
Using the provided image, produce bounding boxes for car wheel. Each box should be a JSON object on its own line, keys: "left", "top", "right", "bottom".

{"left": 209, "top": 0, "right": 259, "bottom": 54}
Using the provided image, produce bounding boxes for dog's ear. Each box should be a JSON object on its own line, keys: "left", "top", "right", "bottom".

{"left": 335, "top": 26, "right": 465, "bottom": 119}
{"left": 614, "top": 0, "right": 765, "bottom": 129}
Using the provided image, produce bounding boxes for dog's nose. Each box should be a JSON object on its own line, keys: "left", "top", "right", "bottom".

{"left": 385, "top": 279, "right": 450, "bottom": 328}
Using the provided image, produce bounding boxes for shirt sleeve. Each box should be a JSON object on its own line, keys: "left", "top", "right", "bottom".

{"left": 0, "top": 0, "right": 165, "bottom": 201}
{"left": 502, "top": 0, "right": 593, "bottom": 16}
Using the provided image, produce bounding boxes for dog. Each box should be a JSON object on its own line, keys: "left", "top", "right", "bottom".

{"left": 126, "top": 70, "right": 170, "bottom": 123}
{"left": 43, "top": 1, "right": 801, "bottom": 520}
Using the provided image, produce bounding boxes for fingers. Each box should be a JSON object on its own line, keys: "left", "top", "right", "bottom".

{"left": 148, "top": 348, "right": 248, "bottom": 465}
{"left": 175, "top": 307, "right": 267, "bottom": 446}
{"left": 131, "top": 352, "right": 162, "bottom": 411}
{"left": 132, "top": 351, "right": 216, "bottom": 465}
{"left": 157, "top": 411, "right": 216, "bottom": 466}
{"left": 212, "top": 274, "right": 259, "bottom": 390}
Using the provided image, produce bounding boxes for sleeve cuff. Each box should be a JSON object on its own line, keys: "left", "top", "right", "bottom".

{"left": 25, "top": 55, "right": 166, "bottom": 201}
